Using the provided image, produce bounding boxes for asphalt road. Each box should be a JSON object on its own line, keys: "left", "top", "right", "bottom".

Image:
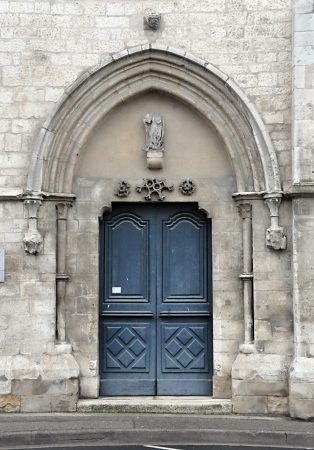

{"left": 5, "top": 445, "right": 314, "bottom": 450}
{"left": 1, "top": 414, "right": 314, "bottom": 449}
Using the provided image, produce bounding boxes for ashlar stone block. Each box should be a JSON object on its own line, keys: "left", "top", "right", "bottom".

{"left": 40, "top": 354, "right": 79, "bottom": 381}
{"left": 232, "top": 353, "right": 290, "bottom": 381}
{"left": 267, "top": 396, "right": 289, "bottom": 415}
{"left": 233, "top": 395, "right": 268, "bottom": 414}
{"left": 0, "top": 380, "right": 11, "bottom": 395}
{"left": 233, "top": 379, "right": 288, "bottom": 397}
{"left": 0, "top": 394, "right": 20, "bottom": 413}
{"left": 289, "top": 357, "right": 314, "bottom": 419}
{"left": 79, "top": 376, "right": 99, "bottom": 398}
{"left": 9, "top": 355, "right": 39, "bottom": 380}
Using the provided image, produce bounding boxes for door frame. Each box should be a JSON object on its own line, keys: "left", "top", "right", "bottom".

{"left": 98, "top": 201, "right": 213, "bottom": 396}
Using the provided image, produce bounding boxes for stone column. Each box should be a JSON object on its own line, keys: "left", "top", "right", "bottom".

{"left": 289, "top": 0, "right": 314, "bottom": 420}
{"left": 238, "top": 203, "right": 255, "bottom": 354}
{"left": 232, "top": 200, "right": 289, "bottom": 415}
{"left": 56, "top": 202, "right": 71, "bottom": 343}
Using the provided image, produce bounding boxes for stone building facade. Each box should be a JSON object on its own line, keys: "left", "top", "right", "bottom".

{"left": 0, "top": 0, "right": 314, "bottom": 419}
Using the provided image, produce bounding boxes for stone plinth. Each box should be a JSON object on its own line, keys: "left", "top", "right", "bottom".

{"left": 0, "top": 350, "right": 80, "bottom": 413}
{"left": 232, "top": 353, "right": 290, "bottom": 415}
{"left": 289, "top": 357, "right": 314, "bottom": 420}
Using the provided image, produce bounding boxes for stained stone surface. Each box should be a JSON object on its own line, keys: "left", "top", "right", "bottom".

{"left": 0, "top": 0, "right": 312, "bottom": 418}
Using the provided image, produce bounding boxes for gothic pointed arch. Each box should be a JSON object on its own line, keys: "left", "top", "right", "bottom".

{"left": 27, "top": 45, "right": 282, "bottom": 196}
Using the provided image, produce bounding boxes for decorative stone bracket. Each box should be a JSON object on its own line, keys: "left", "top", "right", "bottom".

{"left": 264, "top": 194, "right": 287, "bottom": 251}
{"left": 23, "top": 196, "right": 43, "bottom": 255}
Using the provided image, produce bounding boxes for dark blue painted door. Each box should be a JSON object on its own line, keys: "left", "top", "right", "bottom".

{"left": 99, "top": 203, "right": 212, "bottom": 396}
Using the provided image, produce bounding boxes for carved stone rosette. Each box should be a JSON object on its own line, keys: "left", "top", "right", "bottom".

{"left": 115, "top": 181, "right": 131, "bottom": 198}
{"left": 179, "top": 180, "right": 196, "bottom": 195}
{"left": 23, "top": 197, "right": 43, "bottom": 255}
{"left": 136, "top": 178, "right": 174, "bottom": 201}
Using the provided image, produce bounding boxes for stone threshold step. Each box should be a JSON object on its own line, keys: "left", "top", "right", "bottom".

{"left": 77, "top": 397, "right": 232, "bottom": 414}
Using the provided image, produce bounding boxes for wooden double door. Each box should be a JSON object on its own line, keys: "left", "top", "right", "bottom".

{"left": 99, "top": 203, "right": 212, "bottom": 395}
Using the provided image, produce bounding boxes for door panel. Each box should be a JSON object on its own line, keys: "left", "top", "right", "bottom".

{"left": 105, "top": 213, "right": 150, "bottom": 302}
{"left": 162, "top": 213, "right": 207, "bottom": 300}
{"left": 157, "top": 319, "right": 211, "bottom": 395}
{"left": 100, "top": 319, "right": 155, "bottom": 395}
{"left": 99, "top": 203, "right": 212, "bottom": 396}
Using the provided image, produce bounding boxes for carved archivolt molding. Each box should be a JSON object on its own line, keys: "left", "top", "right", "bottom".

{"left": 26, "top": 46, "right": 284, "bottom": 249}
{"left": 27, "top": 45, "right": 281, "bottom": 197}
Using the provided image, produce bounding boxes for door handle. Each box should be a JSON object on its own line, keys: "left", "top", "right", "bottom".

{"left": 159, "top": 312, "right": 211, "bottom": 317}
{"left": 101, "top": 312, "right": 154, "bottom": 317}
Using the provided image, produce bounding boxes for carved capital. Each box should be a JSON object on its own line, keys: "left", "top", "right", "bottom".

{"left": 266, "top": 226, "right": 287, "bottom": 251}
{"left": 24, "top": 199, "right": 42, "bottom": 219}
{"left": 56, "top": 202, "right": 71, "bottom": 220}
{"left": 238, "top": 202, "right": 252, "bottom": 219}
{"left": 265, "top": 196, "right": 281, "bottom": 218}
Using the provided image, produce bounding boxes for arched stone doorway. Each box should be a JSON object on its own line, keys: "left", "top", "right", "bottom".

{"left": 26, "top": 46, "right": 284, "bottom": 404}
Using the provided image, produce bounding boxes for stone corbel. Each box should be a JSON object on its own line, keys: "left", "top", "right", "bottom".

{"left": 144, "top": 10, "right": 161, "bottom": 30}
{"left": 264, "top": 193, "right": 287, "bottom": 251}
{"left": 23, "top": 195, "right": 43, "bottom": 255}
{"left": 56, "top": 202, "right": 71, "bottom": 343}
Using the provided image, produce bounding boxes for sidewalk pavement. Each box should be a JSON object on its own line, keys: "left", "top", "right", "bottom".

{"left": 0, "top": 413, "right": 314, "bottom": 448}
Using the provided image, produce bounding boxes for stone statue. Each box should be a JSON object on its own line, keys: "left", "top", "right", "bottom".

{"left": 143, "top": 112, "right": 164, "bottom": 153}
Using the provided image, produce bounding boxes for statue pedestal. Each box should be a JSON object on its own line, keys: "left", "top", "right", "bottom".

{"left": 146, "top": 151, "right": 163, "bottom": 169}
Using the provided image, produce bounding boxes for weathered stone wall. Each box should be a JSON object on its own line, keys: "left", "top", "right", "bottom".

{"left": 1, "top": 0, "right": 292, "bottom": 188}
{"left": 0, "top": 200, "right": 79, "bottom": 412}
{"left": 288, "top": 0, "right": 314, "bottom": 420}
{"left": 0, "top": 0, "right": 307, "bottom": 416}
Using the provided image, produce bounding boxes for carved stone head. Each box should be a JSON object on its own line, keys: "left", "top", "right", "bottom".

{"left": 23, "top": 230, "right": 43, "bottom": 255}
{"left": 144, "top": 10, "right": 161, "bottom": 30}
{"left": 266, "top": 227, "right": 287, "bottom": 251}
